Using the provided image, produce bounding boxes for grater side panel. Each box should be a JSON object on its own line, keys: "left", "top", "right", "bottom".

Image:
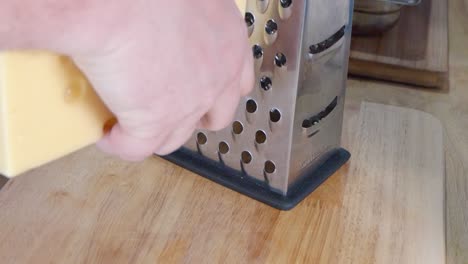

{"left": 245, "top": 0, "right": 306, "bottom": 193}
{"left": 184, "top": 0, "right": 307, "bottom": 195}
{"left": 288, "top": 0, "right": 353, "bottom": 187}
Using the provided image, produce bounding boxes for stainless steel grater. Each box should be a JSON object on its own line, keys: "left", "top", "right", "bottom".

{"left": 164, "top": 0, "right": 353, "bottom": 210}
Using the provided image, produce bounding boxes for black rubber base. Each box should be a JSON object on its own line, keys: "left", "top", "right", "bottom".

{"left": 162, "top": 148, "right": 350, "bottom": 211}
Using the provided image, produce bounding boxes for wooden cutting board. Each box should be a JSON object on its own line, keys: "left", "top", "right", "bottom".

{"left": 349, "top": 0, "right": 449, "bottom": 89}
{"left": 0, "top": 102, "right": 445, "bottom": 264}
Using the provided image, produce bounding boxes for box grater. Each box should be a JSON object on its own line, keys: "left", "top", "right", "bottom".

{"left": 164, "top": 0, "right": 353, "bottom": 210}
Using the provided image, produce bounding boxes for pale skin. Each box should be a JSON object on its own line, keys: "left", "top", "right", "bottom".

{"left": 0, "top": 0, "right": 254, "bottom": 161}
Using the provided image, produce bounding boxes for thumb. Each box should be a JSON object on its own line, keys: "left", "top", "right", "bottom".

{"left": 97, "top": 123, "right": 168, "bottom": 161}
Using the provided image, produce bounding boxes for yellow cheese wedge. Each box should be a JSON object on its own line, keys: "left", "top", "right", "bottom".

{"left": 0, "top": 2, "right": 245, "bottom": 178}
{"left": 0, "top": 51, "right": 114, "bottom": 177}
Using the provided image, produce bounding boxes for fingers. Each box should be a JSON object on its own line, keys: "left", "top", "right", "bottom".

{"left": 155, "top": 121, "right": 198, "bottom": 156}
{"left": 200, "top": 49, "right": 253, "bottom": 131}
{"left": 97, "top": 123, "right": 168, "bottom": 161}
{"left": 199, "top": 81, "right": 241, "bottom": 131}
{"left": 98, "top": 50, "right": 253, "bottom": 160}
{"left": 239, "top": 49, "right": 255, "bottom": 96}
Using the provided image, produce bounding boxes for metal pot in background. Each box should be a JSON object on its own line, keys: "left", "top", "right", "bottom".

{"left": 353, "top": 0, "right": 421, "bottom": 35}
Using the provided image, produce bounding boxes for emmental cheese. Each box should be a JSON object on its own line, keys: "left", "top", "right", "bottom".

{"left": 0, "top": 52, "right": 114, "bottom": 177}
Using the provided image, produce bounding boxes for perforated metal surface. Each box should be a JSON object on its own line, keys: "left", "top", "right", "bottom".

{"left": 174, "top": 0, "right": 353, "bottom": 197}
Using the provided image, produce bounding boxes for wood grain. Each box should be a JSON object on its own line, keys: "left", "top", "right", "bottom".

{"left": 349, "top": 0, "right": 449, "bottom": 89}
{"left": 346, "top": 1, "right": 468, "bottom": 262}
{"left": 0, "top": 102, "right": 445, "bottom": 264}
{"left": 336, "top": 103, "right": 445, "bottom": 264}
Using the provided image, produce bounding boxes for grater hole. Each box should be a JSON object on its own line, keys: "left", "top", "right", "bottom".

{"left": 264, "top": 160, "right": 276, "bottom": 174}
{"left": 279, "top": 0, "right": 293, "bottom": 20}
{"left": 302, "top": 118, "right": 319, "bottom": 129}
{"left": 253, "top": 44, "right": 264, "bottom": 59}
{"left": 270, "top": 109, "right": 281, "bottom": 123}
{"left": 265, "top": 19, "right": 278, "bottom": 35}
{"left": 260, "top": 76, "right": 272, "bottom": 91}
{"left": 244, "top": 12, "right": 255, "bottom": 27}
{"left": 257, "top": 0, "right": 270, "bottom": 13}
{"left": 309, "top": 26, "right": 346, "bottom": 55}
{"left": 255, "top": 130, "right": 267, "bottom": 144}
{"left": 302, "top": 96, "right": 338, "bottom": 129}
{"left": 274, "top": 53, "right": 287, "bottom": 67}
{"left": 302, "top": 119, "right": 313, "bottom": 128}
{"left": 197, "top": 132, "right": 208, "bottom": 145}
{"left": 241, "top": 151, "right": 253, "bottom": 164}
{"left": 246, "top": 99, "right": 258, "bottom": 113}
{"left": 232, "top": 121, "right": 244, "bottom": 134}
{"left": 280, "top": 0, "right": 292, "bottom": 8}
{"left": 219, "top": 142, "right": 230, "bottom": 154}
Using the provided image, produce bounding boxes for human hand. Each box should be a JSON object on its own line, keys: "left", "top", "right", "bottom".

{"left": 69, "top": 0, "right": 254, "bottom": 160}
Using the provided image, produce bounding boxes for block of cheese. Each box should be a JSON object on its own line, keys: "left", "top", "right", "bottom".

{"left": 0, "top": 51, "right": 114, "bottom": 177}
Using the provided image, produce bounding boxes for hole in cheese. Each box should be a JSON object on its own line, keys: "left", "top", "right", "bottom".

{"left": 103, "top": 117, "right": 118, "bottom": 134}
